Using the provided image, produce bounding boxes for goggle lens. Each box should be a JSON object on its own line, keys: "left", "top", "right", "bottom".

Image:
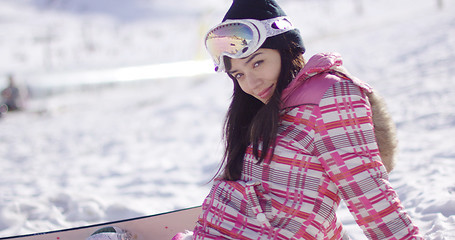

{"left": 205, "top": 23, "right": 255, "bottom": 66}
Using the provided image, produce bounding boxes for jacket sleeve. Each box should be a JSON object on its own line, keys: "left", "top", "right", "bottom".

{"left": 313, "top": 80, "right": 422, "bottom": 239}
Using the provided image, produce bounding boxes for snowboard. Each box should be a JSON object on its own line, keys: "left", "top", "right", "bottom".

{"left": 0, "top": 206, "right": 201, "bottom": 240}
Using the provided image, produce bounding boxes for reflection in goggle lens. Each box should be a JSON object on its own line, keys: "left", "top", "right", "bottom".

{"left": 206, "top": 23, "right": 254, "bottom": 65}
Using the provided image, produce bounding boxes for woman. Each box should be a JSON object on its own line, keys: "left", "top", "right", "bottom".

{"left": 178, "top": 0, "right": 422, "bottom": 239}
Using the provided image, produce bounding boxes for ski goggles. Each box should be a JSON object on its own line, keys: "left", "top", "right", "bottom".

{"left": 205, "top": 16, "right": 295, "bottom": 72}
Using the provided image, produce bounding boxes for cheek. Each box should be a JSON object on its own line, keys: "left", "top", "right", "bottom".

{"left": 265, "top": 53, "right": 282, "bottom": 84}
{"left": 237, "top": 80, "right": 252, "bottom": 95}
{"left": 268, "top": 64, "right": 281, "bottom": 85}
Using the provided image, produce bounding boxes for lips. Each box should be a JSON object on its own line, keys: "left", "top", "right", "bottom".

{"left": 258, "top": 84, "right": 274, "bottom": 100}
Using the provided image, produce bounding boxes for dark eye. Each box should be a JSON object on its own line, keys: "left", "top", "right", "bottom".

{"left": 235, "top": 73, "right": 243, "bottom": 80}
{"left": 254, "top": 60, "right": 263, "bottom": 68}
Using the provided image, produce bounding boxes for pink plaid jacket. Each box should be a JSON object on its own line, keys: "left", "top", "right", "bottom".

{"left": 193, "top": 53, "right": 422, "bottom": 239}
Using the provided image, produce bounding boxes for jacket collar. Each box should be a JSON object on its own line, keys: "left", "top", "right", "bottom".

{"left": 281, "top": 52, "right": 372, "bottom": 108}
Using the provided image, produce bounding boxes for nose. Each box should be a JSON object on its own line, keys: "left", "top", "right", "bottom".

{"left": 245, "top": 72, "right": 262, "bottom": 92}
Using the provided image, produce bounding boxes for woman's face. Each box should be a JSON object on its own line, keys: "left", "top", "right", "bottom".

{"left": 228, "top": 48, "right": 281, "bottom": 104}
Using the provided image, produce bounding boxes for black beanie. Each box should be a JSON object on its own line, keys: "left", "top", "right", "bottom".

{"left": 222, "top": 0, "right": 305, "bottom": 54}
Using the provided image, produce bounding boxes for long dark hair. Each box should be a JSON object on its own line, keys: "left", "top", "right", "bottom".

{"left": 220, "top": 42, "right": 305, "bottom": 181}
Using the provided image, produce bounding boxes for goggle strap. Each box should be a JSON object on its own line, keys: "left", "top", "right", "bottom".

{"left": 258, "top": 17, "right": 295, "bottom": 38}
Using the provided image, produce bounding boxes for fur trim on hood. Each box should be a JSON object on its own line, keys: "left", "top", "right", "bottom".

{"left": 367, "top": 90, "right": 398, "bottom": 172}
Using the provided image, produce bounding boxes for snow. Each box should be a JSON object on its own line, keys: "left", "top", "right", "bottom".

{"left": 0, "top": 0, "right": 454, "bottom": 239}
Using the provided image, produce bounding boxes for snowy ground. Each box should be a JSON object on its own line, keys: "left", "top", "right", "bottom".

{"left": 0, "top": 0, "right": 454, "bottom": 239}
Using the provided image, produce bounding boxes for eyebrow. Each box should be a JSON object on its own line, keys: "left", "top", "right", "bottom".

{"left": 245, "top": 52, "right": 263, "bottom": 64}
{"left": 228, "top": 52, "right": 263, "bottom": 75}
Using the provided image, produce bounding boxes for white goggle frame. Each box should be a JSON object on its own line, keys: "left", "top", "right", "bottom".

{"left": 205, "top": 16, "right": 295, "bottom": 72}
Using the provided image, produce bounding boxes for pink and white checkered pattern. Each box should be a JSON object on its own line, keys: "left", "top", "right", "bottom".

{"left": 193, "top": 54, "right": 422, "bottom": 240}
